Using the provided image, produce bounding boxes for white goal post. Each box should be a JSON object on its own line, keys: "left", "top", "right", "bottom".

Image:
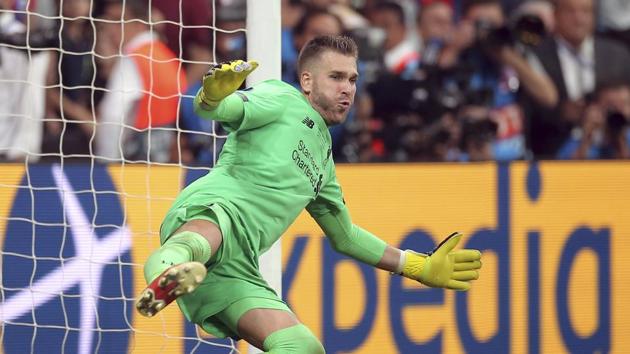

{"left": 246, "top": 0, "right": 283, "bottom": 302}
{"left": 246, "top": 0, "right": 282, "bottom": 353}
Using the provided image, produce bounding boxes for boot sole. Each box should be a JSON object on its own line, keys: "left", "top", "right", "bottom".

{"left": 135, "top": 262, "right": 206, "bottom": 317}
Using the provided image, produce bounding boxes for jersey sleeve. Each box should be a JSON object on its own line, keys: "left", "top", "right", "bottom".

{"left": 193, "top": 80, "right": 288, "bottom": 132}
{"left": 305, "top": 169, "right": 345, "bottom": 218}
{"left": 306, "top": 166, "right": 387, "bottom": 266}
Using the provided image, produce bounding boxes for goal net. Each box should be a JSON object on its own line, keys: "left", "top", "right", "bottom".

{"left": 0, "top": 0, "right": 280, "bottom": 353}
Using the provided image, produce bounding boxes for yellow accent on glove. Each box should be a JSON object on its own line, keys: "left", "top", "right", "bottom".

{"left": 401, "top": 232, "right": 482, "bottom": 291}
{"left": 199, "top": 59, "right": 259, "bottom": 107}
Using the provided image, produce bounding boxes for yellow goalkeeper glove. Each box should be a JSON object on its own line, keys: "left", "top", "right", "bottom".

{"left": 400, "top": 232, "right": 481, "bottom": 291}
{"left": 199, "top": 59, "right": 259, "bottom": 108}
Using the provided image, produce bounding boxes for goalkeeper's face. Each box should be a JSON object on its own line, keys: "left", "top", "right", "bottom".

{"left": 304, "top": 51, "right": 358, "bottom": 125}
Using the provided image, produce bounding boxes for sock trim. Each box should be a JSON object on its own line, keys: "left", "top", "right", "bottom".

{"left": 167, "top": 230, "right": 212, "bottom": 265}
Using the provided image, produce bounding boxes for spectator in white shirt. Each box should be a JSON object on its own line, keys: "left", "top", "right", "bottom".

{"left": 369, "top": 1, "right": 419, "bottom": 75}
{"left": 0, "top": 0, "right": 49, "bottom": 162}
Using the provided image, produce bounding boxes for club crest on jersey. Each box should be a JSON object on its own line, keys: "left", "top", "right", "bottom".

{"left": 302, "top": 116, "right": 315, "bottom": 129}
{"left": 314, "top": 173, "right": 323, "bottom": 196}
{"left": 323, "top": 146, "right": 332, "bottom": 168}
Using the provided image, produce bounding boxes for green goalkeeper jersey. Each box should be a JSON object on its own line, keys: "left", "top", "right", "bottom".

{"left": 160, "top": 79, "right": 386, "bottom": 338}
{"left": 170, "top": 79, "right": 344, "bottom": 254}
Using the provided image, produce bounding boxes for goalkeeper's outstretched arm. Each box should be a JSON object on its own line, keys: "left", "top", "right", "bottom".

{"left": 312, "top": 207, "right": 482, "bottom": 291}
{"left": 193, "top": 60, "right": 258, "bottom": 125}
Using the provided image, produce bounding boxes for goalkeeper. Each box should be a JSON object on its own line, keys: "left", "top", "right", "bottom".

{"left": 136, "top": 35, "right": 482, "bottom": 353}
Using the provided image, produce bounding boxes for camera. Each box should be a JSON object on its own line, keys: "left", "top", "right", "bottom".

{"left": 461, "top": 118, "right": 498, "bottom": 156}
{"left": 606, "top": 111, "right": 628, "bottom": 133}
{"left": 475, "top": 13, "right": 546, "bottom": 50}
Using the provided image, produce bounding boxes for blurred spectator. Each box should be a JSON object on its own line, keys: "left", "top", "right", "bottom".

{"left": 417, "top": 0, "right": 454, "bottom": 49}
{"left": 32, "top": 0, "right": 57, "bottom": 31}
{"left": 555, "top": 98, "right": 605, "bottom": 159}
{"left": 215, "top": 0, "right": 247, "bottom": 62}
{"left": 356, "top": 1, "right": 452, "bottom": 161}
{"left": 598, "top": 83, "right": 630, "bottom": 159}
{"left": 307, "top": 0, "right": 334, "bottom": 10}
{"left": 399, "top": 0, "right": 453, "bottom": 76}
{"left": 599, "top": 0, "right": 630, "bottom": 52}
{"left": 556, "top": 83, "right": 630, "bottom": 159}
{"left": 369, "top": 1, "right": 419, "bottom": 74}
{"left": 8, "top": 0, "right": 46, "bottom": 30}
{"left": 426, "top": 112, "right": 462, "bottom": 161}
{"left": 528, "top": 0, "right": 630, "bottom": 158}
{"left": 281, "top": 0, "right": 306, "bottom": 85}
{"left": 282, "top": 0, "right": 306, "bottom": 29}
{"left": 176, "top": 4, "right": 245, "bottom": 166}
{"left": 42, "top": 0, "right": 98, "bottom": 161}
{"left": 283, "top": 8, "right": 344, "bottom": 86}
{"left": 501, "top": 0, "right": 525, "bottom": 15}
{"left": 96, "top": 0, "right": 187, "bottom": 163}
{"left": 512, "top": 0, "right": 555, "bottom": 33}
{"left": 442, "top": 0, "right": 557, "bottom": 161}
{"left": 0, "top": 0, "right": 49, "bottom": 162}
{"left": 328, "top": 0, "right": 371, "bottom": 31}
{"left": 152, "top": 0, "right": 213, "bottom": 84}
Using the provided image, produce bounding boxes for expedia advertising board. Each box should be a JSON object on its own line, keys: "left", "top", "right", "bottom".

{"left": 1, "top": 162, "right": 629, "bottom": 353}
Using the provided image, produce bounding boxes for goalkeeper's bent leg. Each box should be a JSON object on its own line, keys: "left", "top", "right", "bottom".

{"left": 223, "top": 303, "right": 325, "bottom": 354}
{"left": 137, "top": 220, "right": 222, "bottom": 317}
{"left": 263, "top": 324, "right": 325, "bottom": 354}
{"left": 143, "top": 230, "right": 212, "bottom": 283}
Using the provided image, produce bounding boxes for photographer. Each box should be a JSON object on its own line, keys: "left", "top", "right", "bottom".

{"left": 458, "top": 106, "right": 497, "bottom": 161}
{"left": 434, "top": 0, "right": 557, "bottom": 161}
{"left": 527, "top": 0, "right": 630, "bottom": 159}
{"left": 353, "top": 1, "right": 454, "bottom": 162}
{"left": 601, "top": 84, "right": 630, "bottom": 159}
{"left": 556, "top": 83, "right": 630, "bottom": 159}
{"left": 41, "top": 0, "right": 99, "bottom": 161}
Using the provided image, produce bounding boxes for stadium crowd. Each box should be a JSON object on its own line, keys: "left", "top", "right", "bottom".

{"left": 0, "top": 0, "right": 629, "bottom": 164}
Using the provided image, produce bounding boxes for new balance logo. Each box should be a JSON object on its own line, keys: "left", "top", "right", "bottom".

{"left": 302, "top": 117, "right": 315, "bottom": 129}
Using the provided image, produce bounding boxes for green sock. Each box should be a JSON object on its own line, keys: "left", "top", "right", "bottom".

{"left": 143, "top": 231, "right": 212, "bottom": 283}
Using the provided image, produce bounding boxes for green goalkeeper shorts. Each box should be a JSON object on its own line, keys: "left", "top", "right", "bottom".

{"left": 159, "top": 202, "right": 292, "bottom": 339}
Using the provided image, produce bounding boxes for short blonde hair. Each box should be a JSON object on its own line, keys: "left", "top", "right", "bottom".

{"left": 297, "top": 35, "right": 358, "bottom": 74}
